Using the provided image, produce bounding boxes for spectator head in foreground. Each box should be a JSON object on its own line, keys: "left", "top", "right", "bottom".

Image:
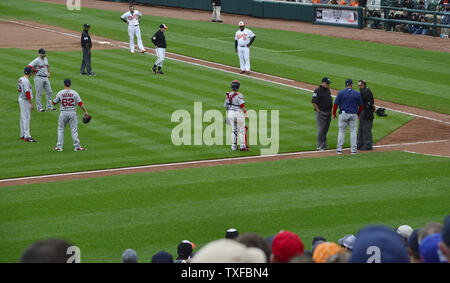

{"left": 350, "top": 225, "right": 409, "bottom": 263}
{"left": 407, "top": 229, "right": 421, "bottom": 263}
{"left": 313, "top": 242, "right": 343, "bottom": 263}
{"left": 396, "top": 225, "right": 414, "bottom": 243}
{"left": 20, "top": 238, "right": 73, "bottom": 263}
{"left": 236, "top": 232, "right": 271, "bottom": 263}
{"left": 270, "top": 231, "right": 304, "bottom": 263}
{"left": 419, "top": 233, "right": 446, "bottom": 263}
{"left": 190, "top": 239, "right": 266, "bottom": 263}
{"left": 338, "top": 234, "right": 356, "bottom": 252}
{"left": 438, "top": 215, "right": 450, "bottom": 263}
{"left": 151, "top": 251, "right": 174, "bottom": 263}
{"left": 418, "top": 222, "right": 443, "bottom": 244}
{"left": 225, "top": 228, "right": 239, "bottom": 239}
{"left": 121, "top": 249, "right": 138, "bottom": 263}
{"left": 177, "top": 240, "right": 195, "bottom": 261}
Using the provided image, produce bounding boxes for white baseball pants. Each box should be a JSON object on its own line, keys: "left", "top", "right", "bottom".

{"left": 337, "top": 113, "right": 358, "bottom": 153}
{"left": 18, "top": 97, "right": 32, "bottom": 139}
{"left": 237, "top": 46, "right": 250, "bottom": 72}
{"left": 34, "top": 76, "right": 53, "bottom": 110}
{"left": 155, "top": 48, "right": 166, "bottom": 67}
{"left": 57, "top": 111, "right": 80, "bottom": 149}
{"left": 128, "top": 25, "right": 144, "bottom": 52}
{"left": 227, "top": 110, "right": 246, "bottom": 148}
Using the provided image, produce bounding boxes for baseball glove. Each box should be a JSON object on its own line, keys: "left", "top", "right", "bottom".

{"left": 82, "top": 114, "right": 91, "bottom": 124}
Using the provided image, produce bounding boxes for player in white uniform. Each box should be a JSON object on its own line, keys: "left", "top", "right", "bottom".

{"left": 28, "top": 48, "right": 55, "bottom": 112}
{"left": 17, "top": 67, "right": 36, "bottom": 142}
{"left": 52, "top": 79, "right": 88, "bottom": 152}
{"left": 120, "top": 4, "right": 145, "bottom": 54}
{"left": 235, "top": 21, "right": 256, "bottom": 75}
{"left": 224, "top": 80, "right": 249, "bottom": 151}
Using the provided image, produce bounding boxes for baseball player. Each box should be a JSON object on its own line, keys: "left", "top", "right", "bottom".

{"left": 224, "top": 80, "right": 249, "bottom": 151}
{"left": 52, "top": 79, "right": 88, "bottom": 152}
{"left": 235, "top": 21, "right": 255, "bottom": 74}
{"left": 28, "top": 48, "right": 55, "bottom": 112}
{"left": 17, "top": 67, "right": 36, "bottom": 142}
{"left": 151, "top": 24, "right": 168, "bottom": 74}
{"left": 120, "top": 4, "right": 145, "bottom": 54}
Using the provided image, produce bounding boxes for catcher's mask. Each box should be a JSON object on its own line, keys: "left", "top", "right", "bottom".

{"left": 231, "top": 80, "right": 240, "bottom": 91}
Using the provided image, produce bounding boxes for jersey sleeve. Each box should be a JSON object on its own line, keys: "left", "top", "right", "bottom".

{"left": 75, "top": 91, "right": 83, "bottom": 106}
{"left": 249, "top": 29, "right": 255, "bottom": 38}
{"left": 28, "top": 58, "right": 37, "bottom": 68}
{"left": 137, "top": 11, "right": 142, "bottom": 17}
{"left": 235, "top": 31, "right": 238, "bottom": 41}
{"left": 312, "top": 88, "right": 320, "bottom": 104}
{"left": 358, "top": 92, "right": 364, "bottom": 106}
{"left": 334, "top": 93, "right": 341, "bottom": 105}
{"left": 120, "top": 12, "right": 128, "bottom": 20}
{"left": 238, "top": 94, "right": 245, "bottom": 106}
{"left": 53, "top": 92, "right": 61, "bottom": 104}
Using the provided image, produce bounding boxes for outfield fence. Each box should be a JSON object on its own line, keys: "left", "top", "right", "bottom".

{"left": 104, "top": 0, "right": 450, "bottom": 35}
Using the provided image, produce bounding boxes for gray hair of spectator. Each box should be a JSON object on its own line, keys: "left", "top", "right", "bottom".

{"left": 121, "top": 248, "right": 138, "bottom": 263}
{"left": 358, "top": 80, "right": 367, "bottom": 86}
{"left": 236, "top": 232, "right": 271, "bottom": 263}
{"left": 418, "top": 222, "right": 443, "bottom": 244}
{"left": 20, "top": 238, "right": 73, "bottom": 263}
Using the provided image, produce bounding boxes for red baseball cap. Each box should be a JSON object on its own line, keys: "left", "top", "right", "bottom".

{"left": 272, "top": 231, "right": 304, "bottom": 263}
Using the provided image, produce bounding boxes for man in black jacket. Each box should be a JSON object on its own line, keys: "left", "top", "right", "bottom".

{"left": 80, "top": 24, "right": 95, "bottom": 76}
{"left": 357, "top": 80, "right": 375, "bottom": 151}
{"left": 312, "top": 77, "right": 333, "bottom": 151}
{"left": 151, "top": 24, "right": 168, "bottom": 74}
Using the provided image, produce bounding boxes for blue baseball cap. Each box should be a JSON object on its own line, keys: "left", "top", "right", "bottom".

{"left": 64, "top": 79, "right": 71, "bottom": 87}
{"left": 419, "top": 233, "right": 445, "bottom": 263}
{"left": 151, "top": 251, "right": 173, "bottom": 263}
{"left": 24, "top": 66, "right": 32, "bottom": 75}
{"left": 407, "top": 229, "right": 419, "bottom": 254}
{"left": 350, "top": 225, "right": 409, "bottom": 263}
{"left": 38, "top": 48, "right": 46, "bottom": 54}
{"left": 345, "top": 79, "right": 353, "bottom": 86}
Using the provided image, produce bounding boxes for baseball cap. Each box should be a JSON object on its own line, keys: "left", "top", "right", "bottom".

{"left": 160, "top": 24, "right": 168, "bottom": 29}
{"left": 338, "top": 234, "right": 357, "bottom": 250}
{"left": 419, "top": 233, "right": 446, "bottom": 263}
{"left": 177, "top": 240, "right": 194, "bottom": 260}
{"left": 345, "top": 79, "right": 353, "bottom": 86}
{"left": 442, "top": 215, "right": 450, "bottom": 246}
{"left": 38, "top": 48, "right": 46, "bottom": 54}
{"left": 151, "top": 251, "right": 173, "bottom": 263}
{"left": 312, "top": 242, "right": 343, "bottom": 263}
{"left": 64, "top": 79, "right": 71, "bottom": 87}
{"left": 24, "top": 66, "right": 32, "bottom": 75}
{"left": 226, "top": 228, "right": 239, "bottom": 239}
{"left": 350, "top": 225, "right": 409, "bottom": 263}
{"left": 84, "top": 23, "right": 90, "bottom": 28}
{"left": 191, "top": 239, "right": 266, "bottom": 263}
{"left": 121, "top": 249, "right": 138, "bottom": 263}
{"left": 396, "top": 225, "right": 414, "bottom": 239}
{"left": 238, "top": 21, "right": 245, "bottom": 26}
{"left": 321, "top": 77, "right": 331, "bottom": 84}
{"left": 271, "top": 231, "right": 304, "bottom": 263}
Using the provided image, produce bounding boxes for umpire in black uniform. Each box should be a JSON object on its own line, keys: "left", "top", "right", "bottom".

{"left": 357, "top": 80, "right": 375, "bottom": 150}
{"left": 80, "top": 24, "right": 95, "bottom": 76}
{"left": 312, "top": 77, "right": 333, "bottom": 151}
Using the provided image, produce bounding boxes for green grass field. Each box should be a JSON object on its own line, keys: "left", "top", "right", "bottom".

{"left": 0, "top": 0, "right": 449, "bottom": 263}
{"left": 0, "top": 0, "right": 449, "bottom": 114}
{"left": 0, "top": 47, "right": 411, "bottom": 179}
{"left": 0, "top": 151, "right": 449, "bottom": 262}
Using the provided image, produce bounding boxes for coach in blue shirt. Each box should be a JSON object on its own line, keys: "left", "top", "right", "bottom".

{"left": 333, "top": 79, "right": 363, "bottom": 155}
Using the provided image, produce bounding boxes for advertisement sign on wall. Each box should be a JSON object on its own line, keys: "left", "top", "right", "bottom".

{"left": 315, "top": 7, "right": 359, "bottom": 26}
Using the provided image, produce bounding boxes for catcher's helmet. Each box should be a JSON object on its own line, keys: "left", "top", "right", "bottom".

{"left": 231, "top": 80, "right": 240, "bottom": 91}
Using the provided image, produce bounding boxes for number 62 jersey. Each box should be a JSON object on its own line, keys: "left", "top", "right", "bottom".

{"left": 53, "top": 89, "right": 83, "bottom": 111}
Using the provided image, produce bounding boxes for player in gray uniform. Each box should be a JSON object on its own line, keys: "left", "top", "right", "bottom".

{"left": 224, "top": 80, "right": 249, "bottom": 151}
{"left": 28, "top": 48, "right": 55, "bottom": 112}
{"left": 17, "top": 67, "right": 36, "bottom": 142}
{"left": 52, "top": 79, "right": 88, "bottom": 152}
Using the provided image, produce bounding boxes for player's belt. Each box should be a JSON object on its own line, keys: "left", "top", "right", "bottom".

{"left": 37, "top": 75, "right": 47, "bottom": 77}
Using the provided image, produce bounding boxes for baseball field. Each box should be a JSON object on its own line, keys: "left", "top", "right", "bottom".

{"left": 0, "top": 0, "right": 449, "bottom": 262}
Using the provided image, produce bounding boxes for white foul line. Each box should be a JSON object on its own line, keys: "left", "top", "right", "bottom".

{"left": 6, "top": 20, "right": 450, "bottom": 125}
{"left": 0, "top": 139, "right": 448, "bottom": 184}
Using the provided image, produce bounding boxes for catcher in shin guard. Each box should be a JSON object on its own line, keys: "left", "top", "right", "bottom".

{"left": 224, "top": 80, "right": 249, "bottom": 151}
